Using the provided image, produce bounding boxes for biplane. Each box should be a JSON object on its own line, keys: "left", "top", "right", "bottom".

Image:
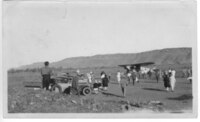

{"left": 118, "top": 62, "right": 154, "bottom": 72}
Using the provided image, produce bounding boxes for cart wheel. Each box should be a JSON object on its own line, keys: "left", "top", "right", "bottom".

{"left": 51, "top": 85, "right": 62, "bottom": 93}
{"left": 82, "top": 87, "right": 91, "bottom": 96}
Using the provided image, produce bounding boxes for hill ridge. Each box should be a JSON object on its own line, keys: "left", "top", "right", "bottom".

{"left": 18, "top": 47, "right": 192, "bottom": 69}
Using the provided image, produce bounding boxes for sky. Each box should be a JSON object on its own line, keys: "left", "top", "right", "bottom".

{"left": 3, "top": 0, "right": 196, "bottom": 68}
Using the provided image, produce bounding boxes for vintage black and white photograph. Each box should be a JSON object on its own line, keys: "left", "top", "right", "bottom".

{"left": 3, "top": 0, "right": 197, "bottom": 118}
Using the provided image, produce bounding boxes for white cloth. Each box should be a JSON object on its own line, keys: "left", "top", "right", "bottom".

{"left": 135, "top": 77, "right": 139, "bottom": 82}
{"left": 101, "top": 74, "right": 105, "bottom": 79}
{"left": 117, "top": 72, "right": 121, "bottom": 83}
{"left": 87, "top": 73, "right": 92, "bottom": 83}
{"left": 127, "top": 73, "right": 131, "bottom": 77}
{"left": 187, "top": 77, "right": 192, "bottom": 80}
{"left": 170, "top": 70, "right": 176, "bottom": 91}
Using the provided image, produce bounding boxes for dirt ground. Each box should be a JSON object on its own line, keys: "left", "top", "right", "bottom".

{"left": 7, "top": 72, "right": 192, "bottom": 113}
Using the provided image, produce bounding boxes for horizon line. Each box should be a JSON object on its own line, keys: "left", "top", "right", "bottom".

{"left": 11, "top": 46, "right": 192, "bottom": 69}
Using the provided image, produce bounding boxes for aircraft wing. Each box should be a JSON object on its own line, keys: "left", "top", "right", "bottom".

{"left": 118, "top": 62, "right": 154, "bottom": 67}
{"left": 118, "top": 62, "right": 154, "bottom": 71}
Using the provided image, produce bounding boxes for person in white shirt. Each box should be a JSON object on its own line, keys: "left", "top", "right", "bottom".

{"left": 87, "top": 72, "right": 92, "bottom": 83}
{"left": 169, "top": 69, "right": 176, "bottom": 92}
{"left": 117, "top": 71, "right": 121, "bottom": 84}
{"left": 127, "top": 72, "right": 132, "bottom": 84}
{"left": 168, "top": 68, "right": 172, "bottom": 74}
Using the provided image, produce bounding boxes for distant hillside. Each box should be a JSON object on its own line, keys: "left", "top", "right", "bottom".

{"left": 18, "top": 47, "right": 192, "bottom": 69}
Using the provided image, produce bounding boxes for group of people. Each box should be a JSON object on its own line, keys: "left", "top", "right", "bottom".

{"left": 41, "top": 61, "right": 110, "bottom": 94}
{"left": 86, "top": 71, "right": 110, "bottom": 93}
{"left": 182, "top": 68, "right": 192, "bottom": 83}
{"left": 116, "top": 69, "right": 139, "bottom": 97}
{"left": 41, "top": 61, "right": 178, "bottom": 98}
{"left": 162, "top": 69, "right": 176, "bottom": 92}
{"left": 116, "top": 68, "right": 177, "bottom": 97}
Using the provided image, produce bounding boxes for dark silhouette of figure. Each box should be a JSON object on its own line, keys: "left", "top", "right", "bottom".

{"left": 41, "top": 61, "right": 53, "bottom": 90}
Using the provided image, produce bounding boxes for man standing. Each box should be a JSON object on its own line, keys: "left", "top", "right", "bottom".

{"left": 162, "top": 71, "right": 170, "bottom": 91}
{"left": 119, "top": 75, "right": 129, "bottom": 98}
{"left": 71, "top": 69, "right": 82, "bottom": 96}
{"left": 41, "top": 61, "right": 53, "bottom": 90}
{"left": 147, "top": 70, "right": 152, "bottom": 79}
{"left": 126, "top": 66, "right": 132, "bottom": 84}
{"left": 131, "top": 69, "right": 137, "bottom": 85}
{"left": 101, "top": 71, "right": 109, "bottom": 91}
{"left": 117, "top": 71, "right": 121, "bottom": 84}
{"left": 154, "top": 69, "right": 160, "bottom": 83}
{"left": 72, "top": 73, "right": 80, "bottom": 96}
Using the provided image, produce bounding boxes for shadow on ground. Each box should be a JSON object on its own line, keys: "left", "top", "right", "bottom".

{"left": 167, "top": 94, "right": 193, "bottom": 101}
{"left": 101, "top": 92, "right": 123, "bottom": 98}
{"left": 142, "top": 88, "right": 166, "bottom": 92}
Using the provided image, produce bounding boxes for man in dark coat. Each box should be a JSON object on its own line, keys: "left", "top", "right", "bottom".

{"left": 71, "top": 71, "right": 80, "bottom": 96}
{"left": 101, "top": 71, "right": 109, "bottom": 91}
{"left": 41, "top": 61, "right": 53, "bottom": 90}
{"left": 162, "top": 71, "right": 171, "bottom": 91}
{"left": 154, "top": 69, "right": 160, "bottom": 83}
{"left": 131, "top": 69, "right": 137, "bottom": 86}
